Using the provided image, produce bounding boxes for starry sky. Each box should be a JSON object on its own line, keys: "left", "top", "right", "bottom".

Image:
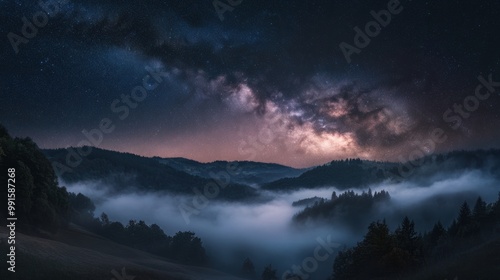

{"left": 1, "top": 0, "right": 499, "bottom": 167}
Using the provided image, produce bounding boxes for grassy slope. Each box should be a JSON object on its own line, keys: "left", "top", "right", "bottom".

{"left": 0, "top": 225, "right": 244, "bottom": 280}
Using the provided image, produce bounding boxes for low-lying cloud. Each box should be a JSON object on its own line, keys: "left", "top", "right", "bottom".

{"left": 61, "top": 168, "right": 500, "bottom": 278}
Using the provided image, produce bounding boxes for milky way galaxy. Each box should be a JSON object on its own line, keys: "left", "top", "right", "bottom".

{"left": 1, "top": 0, "right": 500, "bottom": 167}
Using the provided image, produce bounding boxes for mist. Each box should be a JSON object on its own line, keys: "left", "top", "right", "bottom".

{"left": 61, "top": 168, "right": 500, "bottom": 279}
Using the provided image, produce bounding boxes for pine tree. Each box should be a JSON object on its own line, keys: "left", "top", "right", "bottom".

{"left": 428, "top": 221, "right": 446, "bottom": 245}
{"left": 241, "top": 257, "right": 256, "bottom": 279}
{"left": 473, "top": 197, "right": 487, "bottom": 225}
{"left": 456, "top": 201, "right": 476, "bottom": 238}
{"left": 261, "top": 264, "right": 278, "bottom": 280}
{"left": 492, "top": 192, "right": 500, "bottom": 219}
{"left": 331, "top": 191, "right": 338, "bottom": 200}
{"left": 457, "top": 201, "right": 472, "bottom": 226}
{"left": 100, "top": 212, "right": 110, "bottom": 225}
{"left": 332, "top": 249, "right": 354, "bottom": 280}
{"left": 394, "top": 217, "right": 419, "bottom": 252}
{"left": 448, "top": 219, "right": 459, "bottom": 237}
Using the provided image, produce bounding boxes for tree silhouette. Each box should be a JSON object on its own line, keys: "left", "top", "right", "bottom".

{"left": 0, "top": 125, "right": 69, "bottom": 231}
{"left": 332, "top": 249, "right": 354, "bottom": 280}
{"left": 394, "top": 217, "right": 418, "bottom": 251}
{"left": 333, "top": 219, "right": 426, "bottom": 279}
{"left": 456, "top": 201, "right": 475, "bottom": 237}
{"left": 241, "top": 257, "right": 256, "bottom": 279}
{"left": 261, "top": 264, "right": 278, "bottom": 280}
{"left": 169, "top": 231, "right": 207, "bottom": 265}
{"left": 100, "top": 212, "right": 110, "bottom": 226}
{"left": 473, "top": 196, "right": 488, "bottom": 233}
{"left": 458, "top": 202, "right": 471, "bottom": 224}
{"left": 427, "top": 221, "right": 446, "bottom": 246}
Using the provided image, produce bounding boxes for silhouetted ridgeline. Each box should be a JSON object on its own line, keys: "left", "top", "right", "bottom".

{"left": 157, "top": 157, "right": 306, "bottom": 185}
{"left": 293, "top": 189, "right": 391, "bottom": 226}
{"left": 263, "top": 151, "right": 500, "bottom": 191}
{"left": 263, "top": 158, "right": 385, "bottom": 191}
{"left": 291, "top": 196, "right": 326, "bottom": 207}
{"left": 43, "top": 147, "right": 259, "bottom": 201}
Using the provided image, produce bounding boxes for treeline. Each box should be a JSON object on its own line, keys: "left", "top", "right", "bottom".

{"left": 0, "top": 124, "right": 208, "bottom": 266}
{"left": 263, "top": 151, "right": 500, "bottom": 192}
{"left": 331, "top": 195, "right": 500, "bottom": 279}
{"left": 44, "top": 147, "right": 259, "bottom": 201}
{"left": 293, "top": 189, "right": 391, "bottom": 227}
{"left": 69, "top": 192, "right": 208, "bottom": 266}
{"left": 238, "top": 258, "right": 281, "bottom": 280}
{"left": 263, "top": 158, "right": 383, "bottom": 191}
{"left": 291, "top": 196, "right": 326, "bottom": 207}
{"left": 0, "top": 125, "right": 69, "bottom": 232}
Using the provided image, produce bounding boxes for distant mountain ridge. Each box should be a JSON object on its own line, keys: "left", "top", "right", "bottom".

{"left": 43, "top": 147, "right": 261, "bottom": 201}
{"left": 155, "top": 157, "right": 307, "bottom": 186}
{"left": 44, "top": 147, "right": 500, "bottom": 197}
{"left": 263, "top": 150, "right": 500, "bottom": 191}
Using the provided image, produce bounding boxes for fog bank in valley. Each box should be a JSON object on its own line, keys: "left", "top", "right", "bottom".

{"left": 62, "top": 169, "right": 500, "bottom": 278}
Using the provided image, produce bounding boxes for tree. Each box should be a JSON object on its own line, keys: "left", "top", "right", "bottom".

{"left": 169, "top": 231, "right": 207, "bottom": 266}
{"left": 241, "top": 257, "right": 256, "bottom": 279}
{"left": 362, "top": 220, "right": 392, "bottom": 257}
{"left": 68, "top": 192, "right": 97, "bottom": 228}
{"left": 15, "top": 161, "right": 34, "bottom": 218}
{"left": 428, "top": 221, "right": 446, "bottom": 246}
{"left": 448, "top": 219, "right": 459, "bottom": 237}
{"left": 457, "top": 201, "right": 472, "bottom": 226}
{"left": 331, "top": 191, "right": 338, "bottom": 200}
{"left": 456, "top": 201, "right": 475, "bottom": 237}
{"left": 261, "top": 264, "right": 278, "bottom": 280}
{"left": 100, "top": 212, "right": 110, "bottom": 226}
{"left": 473, "top": 197, "right": 488, "bottom": 232}
{"left": 0, "top": 126, "right": 69, "bottom": 231}
{"left": 491, "top": 192, "right": 500, "bottom": 222}
{"left": 473, "top": 197, "right": 487, "bottom": 220}
{"left": 69, "top": 193, "right": 95, "bottom": 215}
{"left": 394, "top": 217, "right": 419, "bottom": 252}
{"left": 391, "top": 217, "right": 422, "bottom": 271}
{"left": 332, "top": 249, "right": 354, "bottom": 280}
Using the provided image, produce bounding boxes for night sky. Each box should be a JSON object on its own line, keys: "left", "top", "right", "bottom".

{"left": 1, "top": 0, "right": 499, "bottom": 167}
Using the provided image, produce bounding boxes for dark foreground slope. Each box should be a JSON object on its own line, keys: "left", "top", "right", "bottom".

{"left": 0, "top": 225, "right": 243, "bottom": 280}
{"left": 402, "top": 236, "right": 500, "bottom": 280}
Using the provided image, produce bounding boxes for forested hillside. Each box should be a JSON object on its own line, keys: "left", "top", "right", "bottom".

{"left": 44, "top": 147, "right": 259, "bottom": 201}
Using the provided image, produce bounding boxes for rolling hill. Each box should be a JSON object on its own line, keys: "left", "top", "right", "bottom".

{"left": 263, "top": 150, "right": 500, "bottom": 191}
{"left": 43, "top": 147, "right": 260, "bottom": 201}
{"left": 0, "top": 225, "right": 245, "bottom": 280}
{"left": 156, "top": 157, "right": 306, "bottom": 186}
